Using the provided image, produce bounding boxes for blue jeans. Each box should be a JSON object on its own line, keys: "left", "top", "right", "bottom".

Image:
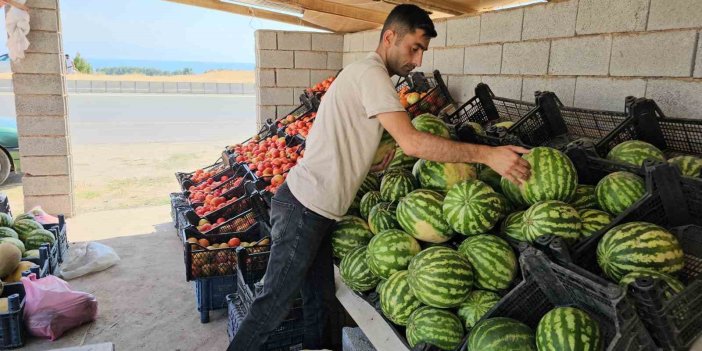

{"left": 228, "top": 182, "right": 337, "bottom": 351}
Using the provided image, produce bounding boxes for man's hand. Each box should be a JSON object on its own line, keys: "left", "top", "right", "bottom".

{"left": 370, "top": 149, "right": 395, "bottom": 173}
{"left": 485, "top": 145, "right": 531, "bottom": 186}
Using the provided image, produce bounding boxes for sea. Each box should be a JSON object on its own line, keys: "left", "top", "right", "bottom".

{"left": 87, "top": 59, "right": 255, "bottom": 74}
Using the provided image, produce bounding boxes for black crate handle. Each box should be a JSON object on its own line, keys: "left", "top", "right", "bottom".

{"left": 475, "top": 83, "right": 499, "bottom": 121}
{"left": 520, "top": 247, "right": 572, "bottom": 306}
{"left": 647, "top": 161, "right": 690, "bottom": 226}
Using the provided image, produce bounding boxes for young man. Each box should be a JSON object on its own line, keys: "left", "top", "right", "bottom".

{"left": 228, "top": 5, "right": 530, "bottom": 350}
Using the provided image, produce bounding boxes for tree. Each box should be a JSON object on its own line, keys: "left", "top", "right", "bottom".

{"left": 73, "top": 52, "right": 93, "bottom": 74}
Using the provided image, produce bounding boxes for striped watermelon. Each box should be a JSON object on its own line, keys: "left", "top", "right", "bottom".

{"left": 578, "top": 209, "right": 613, "bottom": 239}
{"left": 373, "top": 130, "right": 396, "bottom": 164}
{"left": 457, "top": 290, "right": 501, "bottom": 329}
{"left": 375, "top": 278, "right": 387, "bottom": 294}
{"left": 0, "top": 213, "right": 12, "bottom": 227}
{"left": 478, "top": 165, "right": 502, "bottom": 192}
{"left": 523, "top": 201, "right": 582, "bottom": 244}
{"left": 468, "top": 317, "right": 536, "bottom": 351}
{"left": 0, "top": 227, "right": 18, "bottom": 239}
{"left": 536, "top": 307, "right": 601, "bottom": 351}
{"left": 521, "top": 147, "right": 578, "bottom": 205}
{"left": 500, "top": 177, "right": 529, "bottom": 209}
{"left": 380, "top": 169, "right": 418, "bottom": 202}
{"left": 597, "top": 222, "right": 684, "bottom": 281}
{"left": 406, "top": 306, "right": 464, "bottom": 350}
{"left": 339, "top": 246, "right": 380, "bottom": 292}
{"left": 12, "top": 219, "right": 44, "bottom": 242}
{"left": 669, "top": 155, "right": 702, "bottom": 177}
{"left": 570, "top": 184, "right": 598, "bottom": 210}
{"left": 350, "top": 173, "right": 381, "bottom": 212}
{"left": 458, "top": 235, "right": 517, "bottom": 291}
{"left": 379, "top": 270, "right": 424, "bottom": 326}
{"left": 619, "top": 269, "right": 684, "bottom": 299}
{"left": 389, "top": 146, "right": 417, "bottom": 170}
{"left": 607, "top": 140, "right": 665, "bottom": 167}
{"left": 495, "top": 192, "right": 514, "bottom": 215}
{"left": 368, "top": 202, "right": 400, "bottom": 235}
{"left": 25, "top": 229, "right": 55, "bottom": 250}
{"left": 412, "top": 159, "right": 477, "bottom": 194}
{"left": 360, "top": 191, "right": 383, "bottom": 220}
{"left": 14, "top": 213, "right": 35, "bottom": 222}
{"left": 501, "top": 211, "right": 526, "bottom": 242}
{"left": 331, "top": 216, "right": 374, "bottom": 259}
{"left": 443, "top": 180, "right": 505, "bottom": 236}
{"left": 407, "top": 246, "right": 473, "bottom": 308}
{"left": 411, "top": 113, "right": 451, "bottom": 139}
{"left": 595, "top": 171, "right": 645, "bottom": 216}
{"left": 367, "top": 229, "right": 421, "bottom": 279}
{"left": 397, "top": 189, "right": 453, "bottom": 243}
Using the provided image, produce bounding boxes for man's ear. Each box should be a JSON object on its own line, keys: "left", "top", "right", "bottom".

{"left": 382, "top": 29, "right": 395, "bottom": 47}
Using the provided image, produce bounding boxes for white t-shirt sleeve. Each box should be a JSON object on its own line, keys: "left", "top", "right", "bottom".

{"left": 359, "top": 66, "right": 406, "bottom": 119}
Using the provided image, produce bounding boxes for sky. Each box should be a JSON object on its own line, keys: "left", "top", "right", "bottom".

{"left": 1, "top": 0, "right": 320, "bottom": 64}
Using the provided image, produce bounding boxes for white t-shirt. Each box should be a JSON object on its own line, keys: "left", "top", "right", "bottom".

{"left": 286, "top": 52, "right": 406, "bottom": 220}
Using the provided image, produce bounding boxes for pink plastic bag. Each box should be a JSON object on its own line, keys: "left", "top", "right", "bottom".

{"left": 21, "top": 273, "right": 98, "bottom": 340}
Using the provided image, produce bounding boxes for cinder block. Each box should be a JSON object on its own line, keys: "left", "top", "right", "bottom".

{"left": 446, "top": 16, "right": 480, "bottom": 47}
{"left": 91, "top": 80, "right": 106, "bottom": 92}
{"left": 276, "top": 69, "right": 310, "bottom": 87}
{"left": 21, "top": 156, "right": 70, "bottom": 176}
{"left": 433, "top": 48, "right": 464, "bottom": 75}
{"left": 28, "top": 8, "right": 58, "bottom": 31}
{"left": 191, "top": 82, "right": 204, "bottom": 93}
{"left": 348, "top": 32, "right": 365, "bottom": 52}
{"left": 25, "top": 31, "right": 60, "bottom": 54}
{"left": 11, "top": 53, "right": 61, "bottom": 74}
{"left": 121, "top": 81, "right": 137, "bottom": 93}
{"left": 257, "top": 105, "right": 277, "bottom": 126}
{"left": 312, "top": 34, "right": 344, "bottom": 52}
{"left": 343, "top": 34, "right": 351, "bottom": 52}
{"left": 148, "top": 82, "right": 164, "bottom": 93}
{"left": 12, "top": 74, "right": 63, "bottom": 95}
{"left": 294, "top": 88, "right": 307, "bottom": 102}
{"left": 522, "top": 77, "right": 577, "bottom": 106}
{"left": 522, "top": 1, "right": 578, "bottom": 40}
{"left": 464, "top": 44, "right": 502, "bottom": 75}
{"left": 18, "top": 136, "right": 69, "bottom": 156}
{"left": 177, "top": 82, "right": 190, "bottom": 93}
{"left": 277, "top": 105, "right": 298, "bottom": 118}
{"left": 257, "top": 50, "right": 294, "bottom": 69}
{"left": 255, "top": 31, "right": 277, "bottom": 50}
{"left": 256, "top": 69, "right": 275, "bottom": 87}
{"left": 327, "top": 52, "right": 343, "bottom": 70}
{"left": 574, "top": 77, "right": 646, "bottom": 111}
{"left": 23, "top": 194, "right": 73, "bottom": 217}
{"left": 481, "top": 76, "right": 523, "bottom": 100}
{"left": 415, "top": 49, "right": 434, "bottom": 74}
{"left": 611, "top": 31, "right": 697, "bottom": 77}
{"left": 343, "top": 52, "right": 369, "bottom": 67}
{"left": 646, "top": 79, "right": 702, "bottom": 119}
{"left": 14, "top": 95, "right": 65, "bottom": 116}
{"left": 295, "top": 51, "right": 327, "bottom": 69}
{"left": 16, "top": 115, "right": 66, "bottom": 136}
{"left": 135, "top": 81, "right": 149, "bottom": 93}
{"left": 479, "top": 8, "right": 523, "bottom": 44}
{"left": 695, "top": 37, "right": 702, "bottom": 78}
{"left": 647, "top": 0, "right": 702, "bottom": 30}
{"left": 204, "top": 83, "right": 217, "bottom": 94}
{"left": 549, "top": 35, "right": 612, "bottom": 76}
{"left": 311, "top": 70, "right": 338, "bottom": 85}
{"left": 258, "top": 87, "right": 294, "bottom": 105}
{"left": 105, "top": 81, "right": 121, "bottom": 93}
{"left": 446, "top": 75, "right": 482, "bottom": 103}
{"left": 363, "top": 30, "right": 380, "bottom": 52}
{"left": 576, "top": 0, "right": 648, "bottom": 35}
{"left": 278, "top": 32, "right": 311, "bottom": 51}
{"left": 163, "top": 82, "right": 178, "bottom": 93}
{"left": 501, "top": 41, "right": 550, "bottom": 75}
{"left": 433, "top": 20, "right": 447, "bottom": 47}
{"left": 26, "top": 0, "right": 57, "bottom": 10}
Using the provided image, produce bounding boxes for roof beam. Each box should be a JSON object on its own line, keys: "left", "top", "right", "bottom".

{"left": 273, "top": 0, "right": 387, "bottom": 25}
{"left": 377, "top": 0, "right": 477, "bottom": 15}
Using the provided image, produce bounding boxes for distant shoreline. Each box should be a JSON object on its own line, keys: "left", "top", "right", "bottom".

{"left": 0, "top": 70, "right": 255, "bottom": 83}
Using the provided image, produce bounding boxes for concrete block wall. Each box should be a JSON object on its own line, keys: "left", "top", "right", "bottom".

{"left": 255, "top": 30, "right": 343, "bottom": 128}
{"left": 342, "top": 0, "right": 702, "bottom": 118}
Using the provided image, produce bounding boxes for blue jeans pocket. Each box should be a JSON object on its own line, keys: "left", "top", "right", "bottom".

{"left": 270, "top": 198, "right": 294, "bottom": 242}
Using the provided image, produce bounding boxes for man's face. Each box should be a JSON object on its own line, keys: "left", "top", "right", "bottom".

{"left": 386, "top": 29, "right": 430, "bottom": 77}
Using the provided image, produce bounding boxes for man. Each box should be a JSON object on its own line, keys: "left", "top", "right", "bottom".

{"left": 228, "top": 5, "right": 530, "bottom": 350}
{"left": 65, "top": 54, "right": 75, "bottom": 74}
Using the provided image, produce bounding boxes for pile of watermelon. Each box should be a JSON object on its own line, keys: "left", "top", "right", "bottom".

{"left": 0, "top": 212, "right": 56, "bottom": 259}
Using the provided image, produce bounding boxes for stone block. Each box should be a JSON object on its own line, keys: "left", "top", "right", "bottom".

{"left": 446, "top": 16, "right": 480, "bottom": 47}
{"left": 295, "top": 51, "right": 327, "bottom": 69}
{"left": 481, "top": 76, "right": 523, "bottom": 100}
{"left": 363, "top": 30, "right": 380, "bottom": 52}
{"left": 433, "top": 20, "right": 447, "bottom": 47}
{"left": 576, "top": 0, "right": 649, "bottom": 34}
{"left": 574, "top": 77, "right": 646, "bottom": 111}
{"left": 16, "top": 115, "right": 66, "bottom": 136}
{"left": 26, "top": 31, "right": 60, "bottom": 54}
{"left": 256, "top": 69, "right": 275, "bottom": 87}
{"left": 21, "top": 156, "right": 70, "bottom": 176}
{"left": 646, "top": 79, "right": 702, "bottom": 119}
{"left": 278, "top": 31, "right": 311, "bottom": 51}
{"left": 23, "top": 175, "right": 71, "bottom": 197}
{"left": 257, "top": 50, "right": 294, "bottom": 69}
{"left": 255, "top": 30, "right": 277, "bottom": 50}
{"left": 258, "top": 87, "right": 294, "bottom": 105}
{"left": 327, "top": 52, "right": 343, "bottom": 70}
{"left": 14, "top": 95, "right": 65, "bottom": 116}
{"left": 549, "top": 35, "right": 612, "bottom": 76}
{"left": 696, "top": 37, "right": 702, "bottom": 78}
{"left": 522, "top": 77, "right": 577, "bottom": 106}
{"left": 611, "top": 31, "right": 697, "bottom": 77}
{"left": 348, "top": 32, "right": 365, "bottom": 52}
{"left": 26, "top": 0, "right": 57, "bottom": 10}
{"left": 277, "top": 105, "right": 299, "bottom": 118}
{"left": 343, "top": 34, "right": 351, "bottom": 52}
{"left": 446, "top": 75, "right": 482, "bottom": 103}
{"left": 12, "top": 74, "right": 63, "bottom": 95}
{"left": 415, "top": 49, "right": 434, "bottom": 74}
{"left": 480, "top": 8, "right": 523, "bottom": 44}
{"left": 647, "top": 0, "right": 702, "bottom": 30}
{"left": 11, "top": 53, "right": 61, "bottom": 74}
{"left": 311, "top": 70, "right": 338, "bottom": 85}
{"left": 257, "top": 105, "right": 277, "bottom": 126}
{"left": 29, "top": 8, "right": 58, "bottom": 31}
{"left": 501, "top": 41, "right": 550, "bottom": 75}
{"left": 18, "top": 136, "right": 68, "bottom": 156}
{"left": 433, "top": 48, "right": 464, "bottom": 75}
{"left": 24, "top": 194, "right": 73, "bottom": 217}
{"left": 105, "top": 81, "right": 121, "bottom": 93}
{"left": 464, "top": 44, "right": 502, "bottom": 75}
{"left": 312, "top": 34, "right": 343, "bottom": 52}
{"left": 276, "top": 69, "right": 310, "bottom": 87}
{"left": 522, "top": 0, "right": 578, "bottom": 40}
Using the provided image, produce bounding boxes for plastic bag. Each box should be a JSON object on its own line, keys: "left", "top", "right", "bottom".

{"left": 21, "top": 273, "right": 98, "bottom": 340}
{"left": 28, "top": 206, "right": 59, "bottom": 224}
{"left": 57, "top": 242, "right": 120, "bottom": 280}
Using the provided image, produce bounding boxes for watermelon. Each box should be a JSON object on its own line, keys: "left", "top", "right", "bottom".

{"left": 536, "top": 307, "right": 601, "bottom": 351}
{"left": 24, "top": 229, "right": 56, "bottom": 250}
{"left": 443, "top": 180, "right": 505, "bottom": 236}
{"left": 500, "top": 177, "right": 528, "bottom": 209}
{"left": 521, "top": 147, "right": 578, "bottom": 205}
{"left": 523, "top": 201, "right": 582, "bottom": 244}
{"left": 458, "top": 235, "right": 517, "bottom": 291}
{"left": 619, "top": 269, "right": 684, "bottom": 299}
{"left": 411, "top": 113, "right": 451, "bottom": 139}
{"left": 407, "top": 246, "right": 473, "bottom": 308}
{"left": 331, "top": 216, "right": 374, "bottom": 259}
{"left": 570, "top": 185, "right": 598, "bottom": 210}
{"left": 478, "top": 165, "right": 502, "bottom": 192}
{"left": 468, "top": 317, "right": 536, "bottom": 351}
{"left": 0, "top": 237, "right": 25, "bottom": 254}
{"left": 0, "top": 213, "right": 12, "bottom": 227}
{"left": 351, "top": 173, "right": 381, "bottom": 211}
{"left": 373, "top": 130, "right": 396, "bottom": 164}
{"left": 368, "top": 202, "right": 400, "bottom": 235}
{"left": 669, "top": 155, "right": 702, "bottom": 177}
{"left": 14, "top": 213, "right": 35, "bottom": 222}
{"left": 467, "top": 122, "right": 485, "bottom": 135}
{"left": 597, "top": 222, "right": 684, "bottom": 281}
{"left": 406, "top": 306, "right": 464, "bottom": 350}
{"left": 23, "top": 249, "right": 40, "bottom": 258}
{"left": 457, "top": 290, "right": 501, "bottom": 329}
{"left": 12, "top": 219, "right": 44, "bottom": 242}
{"left": 397, "top": 189, "right": 453, "bottom": 243}
{"left": 578, "top": 209, "right": 613, "bottom": 239}
{"left": 494, "top": 192, "right": 513, "bottom": 215}
{"left": 360, "top": 191, "right": 383, "bottom": 220}
{"left": 389, "top": 146, "right": 417, "bottom": 170}
{"left": 501, "top": 211, "right": 526, "bottom": 242}
{"left": 339, "top": 246, "right": 380, "bottom": 292}
{"left": 0, "top": 227, "right": 18, "bottom": 239}
{"left": 494, "top": 121, "right": 515, "bottom": 129}
{"left": 595, "top": 171, "right": 645, "bottom": 216}
{"left": 412, "top": 159, "right": 477, "bottom": 194}
{"left": 380, "top": 168, "right": 418, "bottom": 202}
{"left": 607, "top": 140, "right": 665, "bottom": 167}
{"left": 367, "top": 229, "right": 421, "bottom": 279}
{"left": 379, "top": 270, "right": 424, "bottom": 326}
{"left": 375, "top": 278, "right": 387, "bottom": 294}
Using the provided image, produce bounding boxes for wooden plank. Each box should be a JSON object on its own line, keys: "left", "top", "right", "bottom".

{"left": 275, "top": 0, "right": 387, "bottom": 24}
{"left": 378, "top": 0, "right": 476, "bottom": 15}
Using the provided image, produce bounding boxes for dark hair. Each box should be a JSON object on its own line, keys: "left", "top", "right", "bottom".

{"left": 380, "top": 4, "right": 437, "bottom": 43}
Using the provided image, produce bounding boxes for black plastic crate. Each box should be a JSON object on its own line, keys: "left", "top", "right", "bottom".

{"left": 227, "top": 293, "right": 304, "bottom": 351}
{"left": 405, "top": 71, "right": 454, "bottom": 118}
{"left": 185, "top": 180, "right": 267, "bottom": 227}
{"left": 20, "top": 245, "right": 51, "bottom": 279}
{"left": 42, "top": 215, "right": 68, "bottom": 264}
{"left": 176, "top": 158, "right": 228, "bottom": 191}
{"left": 185, "top": 163, "right": 254, "bottom": 209}
{"left": 194, "top": 274, "right": 237, "bottom": 323}
{"left": 0, "top": 283, "right": 25, "bottom": 349}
